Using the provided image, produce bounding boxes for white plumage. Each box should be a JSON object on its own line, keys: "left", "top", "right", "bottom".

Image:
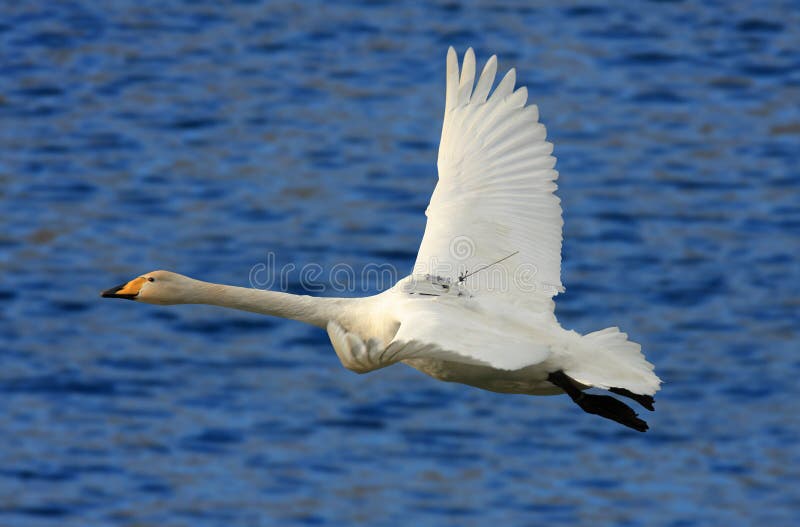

{"left": 103, "top": 48, "right": 661, "bottom": 431}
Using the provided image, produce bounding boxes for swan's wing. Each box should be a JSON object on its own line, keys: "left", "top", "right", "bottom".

{"left": 389, "top": 298, "right": 551, "bottom": 371}
{"left": 327, "top": 318, "right": 485, "bottom": 373}
{"left": 329, "top": 299, "right": 550, "bottom": 373}
{"left": 414, "top": 48, "right": 563, "bottom": 308}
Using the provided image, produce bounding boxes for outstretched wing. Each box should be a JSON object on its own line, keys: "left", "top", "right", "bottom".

{"left": 414, "top": 48, "right": 563, "bottom": 307}
{"left": 390, "top": 296, "right": 552, "bottom": 370}
{"left": 328, "top": 298, "right": 552, "bottom": 373}
{"left": 327, "top": 317, "right": 497, "bottom": 372}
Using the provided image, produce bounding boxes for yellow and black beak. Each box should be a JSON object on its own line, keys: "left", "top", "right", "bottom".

{"left": 101, "top": 276, "right": 146, "bottom": 300}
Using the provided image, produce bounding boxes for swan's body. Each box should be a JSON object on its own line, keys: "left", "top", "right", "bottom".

{"left": 103, "top": 48, "right": 661, "bottom": 431}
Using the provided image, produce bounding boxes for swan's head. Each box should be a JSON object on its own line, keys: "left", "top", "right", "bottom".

{"left": 101, "top": 270, "right": 192, "bottom": 305}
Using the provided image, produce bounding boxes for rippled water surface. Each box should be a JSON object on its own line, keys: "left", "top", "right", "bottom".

{"left": 2, "top": 1, "right": 799, "bottom": 525}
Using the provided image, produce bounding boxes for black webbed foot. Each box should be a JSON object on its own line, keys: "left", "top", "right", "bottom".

{"left": 609, "top": 387, "right": 655, "bottom": 411}
{"left": 572, "top": 392, "right": 648, "bottom": 432}
{"left": 547, "top": 371, "right": 649, "bottom": 433}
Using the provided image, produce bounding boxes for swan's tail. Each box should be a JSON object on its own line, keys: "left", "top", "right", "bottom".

{"left": 566, "top": 327, "right": 661, "bottom": 396}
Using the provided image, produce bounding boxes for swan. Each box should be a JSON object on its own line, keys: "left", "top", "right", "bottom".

{"left": 103, "top": 48, "right": 661, "bottom": 431}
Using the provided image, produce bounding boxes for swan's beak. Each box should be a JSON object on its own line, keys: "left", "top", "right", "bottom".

{"left": 101, "top": 277, "right": 146, "bottom": 300}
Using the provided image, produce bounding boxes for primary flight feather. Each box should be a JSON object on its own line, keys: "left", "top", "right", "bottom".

{"left": 103, "top": 48, "right": 661, "bottom": 432}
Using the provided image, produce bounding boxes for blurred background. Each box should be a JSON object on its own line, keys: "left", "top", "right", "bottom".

{"left": 1, "top": 1, "right": 799, "bottom": 525}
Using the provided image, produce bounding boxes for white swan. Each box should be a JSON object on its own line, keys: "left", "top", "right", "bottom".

{"left": 103, "top": 48, "right": 661, "bottom": 431}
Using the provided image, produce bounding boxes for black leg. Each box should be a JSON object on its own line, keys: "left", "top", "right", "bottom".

{"left": 547, "top": 371, "right": 649, "bottom": 433}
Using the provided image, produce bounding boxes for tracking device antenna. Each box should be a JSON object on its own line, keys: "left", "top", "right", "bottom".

{"left": 458, "top": 251, "right": 520, "bottom": 284}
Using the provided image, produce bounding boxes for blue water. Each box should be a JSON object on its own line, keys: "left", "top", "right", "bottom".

{"left": 2, "top": 1, "right": 799, "bottom": 525}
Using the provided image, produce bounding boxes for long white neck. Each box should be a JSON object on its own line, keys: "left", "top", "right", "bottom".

{"left": 181, "top": 280, "right": 346, "bottom": 329}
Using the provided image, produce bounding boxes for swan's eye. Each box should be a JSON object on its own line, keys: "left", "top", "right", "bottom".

{"left": 147, "top": 277, "right": 155, "bottom": 282}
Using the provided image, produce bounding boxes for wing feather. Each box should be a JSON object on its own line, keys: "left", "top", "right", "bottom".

{"left": 492, "top": 68, "right": 516, "bottom": 99}
{"left": 457, "top": 47, "right": 476, "bottom": 104}
{"left": 471, "top": 55, "right": 497, "bottom": 104}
